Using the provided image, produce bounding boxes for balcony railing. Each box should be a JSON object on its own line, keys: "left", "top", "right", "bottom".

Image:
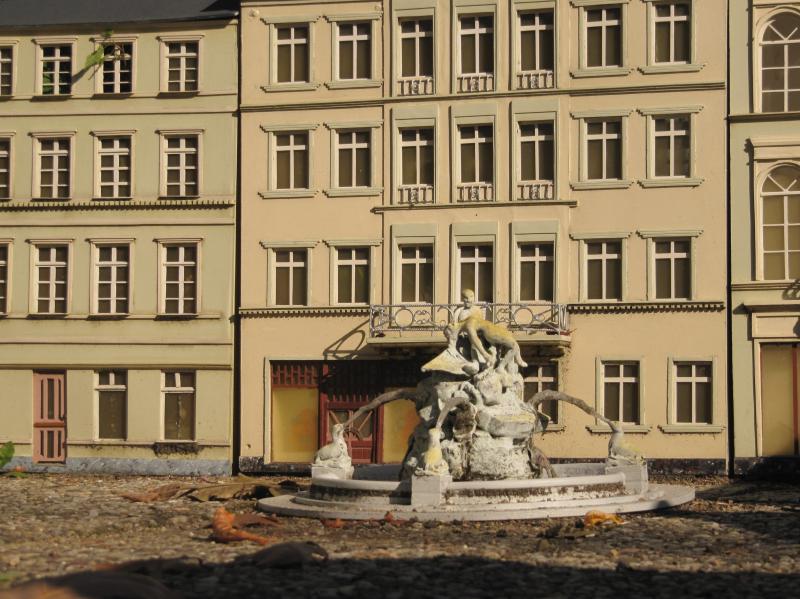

{"left": 517, "top": 181, "right": 554, "bottom": 201}
{"left": 370, "top": 302, "right": 570, "bottom": 337}
{"left": 456, "top": 182, "right": 494, "bottom": 202}
{"left": 516, "top": 70, "right": 555, "bottom": 90}
{"left": 457, "top": 73, "right": 494, "bottom": 93}
{"left": 397, "top": 76, "right": 434, "bottom": 96}
{"left": 397, "top": 184, "right": 435, "bottom": 205}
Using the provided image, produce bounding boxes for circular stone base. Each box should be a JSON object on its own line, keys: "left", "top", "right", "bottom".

{"left": 257, "top": 484, "right": 694, "bottom": 522}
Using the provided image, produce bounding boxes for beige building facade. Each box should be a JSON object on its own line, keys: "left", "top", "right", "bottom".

{"left": 730, "top": 0, "right": 800, "bottom": 474}
{"left": 239, "top": 0, "right": 729, "bottom": 473}
{"left": 0, "top": 2, "right": 238, "bottom": 473}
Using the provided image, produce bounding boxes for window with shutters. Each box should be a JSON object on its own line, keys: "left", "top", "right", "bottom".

{"left": 97, "top": 370, "right": 127, "bottom": 440}
{"left": 162, "top": 371, "right": 195, "bottom": 441}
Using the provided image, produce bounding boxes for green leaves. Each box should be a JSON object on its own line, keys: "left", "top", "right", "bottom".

{"left": 0, "top": 441, "right": 14, "bottom": 470}
{"left": 85, "top": 46, "right": 105, "bottom": 69}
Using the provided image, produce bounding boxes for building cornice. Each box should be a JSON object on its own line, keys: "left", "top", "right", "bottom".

{"left": 568, "top": 301, "right": 725, "bottom": 314}
{"left": 0, "top": 199, "right": 235, "bottom": 211}
{"left": 729, "top": 111, "right": 800, "bottom": 123}
{"left": 238, "top": 306, "right": 371, "bottom": 319}
{"left": 372, "top": 199, "right": 578, "bottom": 213}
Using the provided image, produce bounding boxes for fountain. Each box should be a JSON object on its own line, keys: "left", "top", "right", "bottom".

{"left": 258, "top": 293, "right": 694, "bottom": 521}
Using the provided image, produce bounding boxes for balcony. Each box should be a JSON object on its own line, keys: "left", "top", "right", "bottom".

{"left": 369, "top": 302, "right": 570, "bottom": 348}
{"left": 457, "top": 182, "right": 494, "bottom": 202}
{"left": 517, "top": 181, "right": 554, "bottom": 201}
{"left": 516, "top": 70, "right": 555, "bottom": 90}
{"left": 397, "top": 77, "right": 434, "bottom": 96}
{"left": 457, "top": 73, "right": 494, "bottom": 93}
{"left": 397, "top": 184, "right": 434, "bottom": 205}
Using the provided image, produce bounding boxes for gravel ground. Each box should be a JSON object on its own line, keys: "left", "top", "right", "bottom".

{"left": 0, "top": 474, "right": 798, "bottom": 598}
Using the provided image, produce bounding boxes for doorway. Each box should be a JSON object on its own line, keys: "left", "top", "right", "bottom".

{"left": 760, "top": 345, "right": 800, "bottom": 456}
{"left": 33, "top": 371, "right": 67, "bottom": 463}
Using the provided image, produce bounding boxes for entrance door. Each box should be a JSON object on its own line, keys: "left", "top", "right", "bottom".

{"left": 760, "top": 345, "right": 800, "bottom": 456}
{"left": 33, "top": 372, "right": 67, "bottom": 463}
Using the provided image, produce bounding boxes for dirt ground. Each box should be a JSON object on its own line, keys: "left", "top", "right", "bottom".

{"left": 0, "top": 474, "right": 798, "bottom": 598}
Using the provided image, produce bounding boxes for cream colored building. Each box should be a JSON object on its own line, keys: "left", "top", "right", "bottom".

{"left": 0, "top": 1, "right": 238, "bottom": 474}
{"left": 730, "top": 0, "right": 800, "bottom": 474}
{"left": 239, "top": 0, "right": 729, "bottom": 473}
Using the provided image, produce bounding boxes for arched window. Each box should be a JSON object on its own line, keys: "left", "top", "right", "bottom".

{"left": 760, "top": 12, "right": 800, "bottom": 112}
{"left": 762, "top": 165, "right": 800, "bottom": 280}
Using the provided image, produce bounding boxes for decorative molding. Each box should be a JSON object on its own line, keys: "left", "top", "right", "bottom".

{"left": 638, "top": 178, "right": 704, "bottom": 188}
{"left": 0, "top": 199, "right": 234, "bottom": 211}
{"left": 570, "top": 180, "right": 633, "bottom": 190}
{"left": 261, "top": 83, "right": 320, "bottom": 93}
{"left": 259, "top": 190, "right": 316, "bottom": 200}
{"left": 638, "top": 64, "right": 705, "bottom": 75}
{"left": 731, "top": 281, "right": 798, "bottom": 291}
{"left": 260, "top": 123, "right": 319, "bottom": 133}
{"left": 569, "top": 301, "right": 725, "bottom": 314}
{"left": 570, "top": 109, "right": 633, "bottom": 119}
{"left": 259, "top": 240, "right": 319, "bottom": 249}
{"left": 324, "top": 187, "right": 383, "bottom": 198}
{"left": 659, "top": 425, "right": 725, "bottom": 434}
{"left": 570, "top": 67, "right": 633, "bottom": 79}
{"left": 637, "top": 106, "right": 704, "bottom": 116}
{"left": 729, "top": 112, "right": 800, "bottom": 123}
{"left": 637, "top": 229, "right": 703, "bottom": 238}
{"left": 325, "top": 80, "right": 382, "bottom": 90}
{"left": 239, "top": 306, "right": 370, "bottom": 318}
{"left": 323, "top": 239, "right": 382, "bottom": 247}
{"left": 324, "top": 121, "right": 383, "bottom": 130}
{"left": 587, "top": 424, "right": 652, "bottom": 434}
{"left": 570, "top": 231, "right": 631, "bottom": 240}
{"left": 372, "top": 200, "right": 577, "bottom": 213}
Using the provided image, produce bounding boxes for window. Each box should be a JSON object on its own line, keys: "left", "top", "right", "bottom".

{"left": 97, "top": 371, "right": 127, "bottom": 439}
{"left": 762, "top": 165, "right": 800, "bottom": 280}
{"left": 586, "top": 240, "right": 622, "bottom": 301}
{"left": 337, "top": 22, "right": 371, "bottom": 80}
{"left": 673, "top": 362, "right": 712, "bottom": 424}
{"left": 34, "top": 245, "right": 68, "bottom": 314}
{"left": 523, "top": 363, "right": 559, "bottom": 424}
{"left": 585, "top": 119, "right": 622, "bottom": 181}
{"left": 760, "top": 12, "right": 800, "bottom": 112}
{"left": 653, "top": 2, "right": 690, "bottom": 65}
{"left": 399, "top": 18, "right": 433, "bottom": 92}
{"left": 400, "top": 245, "right": 434, "bottom": 303}
{"left": 336, "top": 130, "right": 371, "bottom": 188}
{"left": 163, "top": 135, "right": 198, "bottom": 198}
{"left": 40, "top": 44, "right": 72, "bottom": 95}
{"left": 0, "top": 46, "right": 13, "bottom": 95}
{"left": 336, "top": 247, "right": 370, "bottom": 304}
{"left": 602, "top": 362, "right": 639, "bottom": 423}
{"left": 274, "top": 249, "right": 307, "bottom": 306}
{"left": 654, "top": 238, "right": 690, "bottom": 299}
{"left": 164, "top": 40, "right": 199, "bottom": 92}
{"left": 653, "top": 116, "right": 690, "bottom": 178}
{"left": 585, "top": 7, "right": 622, "bottom": 69}
{"left": 518, "top": 11, "right": 554, "bottom": 88}
{"left": 162, "top": 371, "right": 195, "bottom": 441}
{"left": 458, "top": 15, "right": 494, "bottom": 91}
{"left": 458, "top": 244, "right": 493, "bottom": 302}
{"left": 101, "top": 42, "right": 133, "bottom": 94}
{"left": 273, "top": 132, "right": 309, "bottom": 191}
{"left": 518, "top": 242, "right": 554, "bottom": 302}
{"left": 97, "top": 136, "right": 132, "bottom": 199}
{"left": 400, "top": 128, "right": 434, "bottom": 194}
{"left": 519, "top": 122, "right": 554, "bottom": 185}
{"left": 0, "top": 138, "right": 9, "bottom": 199}
{"left": 458, "top": 125, "right": 493, "bottom": 196}
{"left": 94, "top": 244, "right": 130, "bottom": 315}
{"left": 36, "top": 138, "right": 71, "bottom": 199}
{"left": 276, "top": 25, "right": 309, "bottom": 83}
{"left": 161, "top": 243, "right": 198, "bottom": 315}
{"left": 0, "top": 244, "right": 8, "bottom": 314}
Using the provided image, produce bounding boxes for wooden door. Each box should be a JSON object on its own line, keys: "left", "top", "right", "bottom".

{"left": 760, "top": 345, "right": 800, "bottom": 456}
{"left": 33, "top": 372, "right": 67, "bottom": 463}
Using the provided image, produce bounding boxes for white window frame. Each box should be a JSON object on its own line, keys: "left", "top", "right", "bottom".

{"left": 572, "top": 232, "right": 629, "bottom": 302}
{"left": 455, "top": 242, "right": 495, "bottom": 304}
{"left": 515, "top": 240, "right": 556, "bottom": 303}
{"left": 392, "top": 107, "right": 439, "bottom": 205}
{"left": 395, "top": 13, "right": 436, "bottom": 96}
{"left": 513, "top": 108, "right": 557, "bottom": 201}
{"left": 756, "top": 161, "right": 800, "bottom": 281}
{"left": 29, "top": 240, "right": 72, "bottom": 316}
{"left": 391, "top": 223, "right": 438, "bottom": 305}
{"left": 273, "top": 131, "right": 310, "bottom": 191}
{"left": 595, "top": 359, "right": 645, "bottom": 427}
{"left": 0, "top": 42, "right": 18, "bottom": 97}
{"left": 326, "top": 14, "right": 381, "bottom": 89}
{"left": 753, "top": 7, "right": 800, "bottom": 113}
{"left": 453, "top": 7, "right": 497, "bottom": 93}
{"left": 571, "top": 109, "right": 631, "bottom": 190}
{"left": 524, "top": 362, "right": 563, "bottom": 429}
{"left": 661, "top": 357, "right": 723, "bottom": 433}
{"left": 640, "top": 107, "right": 703, "bottom": 187}
{"left": 513, "top": 3, "right": 557, "bottom": 90}
{"left": 160, "top": 371, "right": 196, "bottom": 441}
{"left": 158, "top": 130, "right": 202, "bottom": 199}
{"left": 263, "top": 243, "right": 314, "bottom": 307}
{"left": 93, "top": 36, "right": 137, "bottom": 95}
{"left": 34, "top": 39, "right": 76, "bottom": 96}
{"left": 572, "top": 1, "right": 630, "bottom": 78}
{"left": 398, "top": 126, "right": 436, "bottom": 202}
{"left": 260, "top": 123, "right": 318, "bottom": 198}
{"left": 92, "top": 131, "right": 135, "bottom": 200}
{"left": 325, "top": 121, "right": 382, "bottom": 197}
{"left": 638, "top": 230, "right": 701, "bottom": 301}
{"left": 326, "top": 240, "right": 380, "bottom": 306}
{"left": 645, "top": 1, "right": 694, "bottom": 68}
{"left": 397, "top": 243, "right": 436, "bottom": 305}
{"left": 90, "top": 239, "right": 133, "bottom": 316}
{"left": 264, "top": 20, "right": 318, "bottom": 90}
{"left": 95, "top": 370, "right": 128, "bottom": 441}
{"left": 0, "top": 133, "right": 13, "bottom": 200}
{"left": 0, "top": 240, "right": 11, "bottom": 315}
{"left": 157, "top": 239, "right": 201, "bottom": 316}
{"left": 455, "top": 121, "right": 495, "bottom": 202}
{"left": 31, "top": 132, "right": 76, "bottom": 200}
{"left": 158, "top": 35, "right": 203, "bottom": 93}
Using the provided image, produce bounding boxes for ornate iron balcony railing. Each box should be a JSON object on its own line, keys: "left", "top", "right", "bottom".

{"left": 369, "top": 302, "right": 570, "bottom": 337}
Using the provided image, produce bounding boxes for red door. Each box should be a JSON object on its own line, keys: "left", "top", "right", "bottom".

{"left": 33, "top": 372, "right": 67, "bottom": 463}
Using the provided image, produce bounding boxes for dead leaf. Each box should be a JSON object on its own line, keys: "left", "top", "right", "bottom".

{"left": 249, "top": 541, "right": 328, "bottom": 569}
{"left": 119, "top": 482, "right": 185, "bottom": 503}
{"left": 0, "top": 571, "right": 178, "bottom": 599}
{"left": 232, "top": 513, "right": 280, "bottom": 528}
{"left": 187, "top": 482, "right": 271, "bottom": 502}
{"left": 583, "top": 510, "right": 624, "bottom": 528}
{"left": 212, "top": 507, "right": 271, "bottom": 545}
{"left": 321, "top": 518, "right": 345, "bottom": 529}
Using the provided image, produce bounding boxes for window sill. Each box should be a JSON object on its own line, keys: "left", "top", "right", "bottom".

{"left": 32, "top": 94, "right": 73, "bottom": 100}
{"left": 639, "top": 178, "right": 704, "bottom": 188}
{"left": 325, "top": 79, "right": 382, "bottom": 90}
{"left": 570, "top": 67, "right": 632, "bottom": 79}
{"left": 545, "top": 424, "right": 566, "bottom": 432}
{"left": 571, "top": 180, "right": 633, "bottom": 191}
{"left": 157, "top": 90, "right": 200, "bottom": 98}
{"left": 92, "top": 92, "right": 134, "bottom": 99}
{"left": 93, "top": 196, "right": 133, "bottom": 201}
{"left": 659, "top": 424, "right": 725, "bottom": 434}
{"left": 261, "top": 82, "right": 320, "bottom": 92}
{"left": 158, "top": 195, "right": 201, "bottom": 201}
{"left": 154, "top": 314, "right": 199, "bottom": 320}
{"left": 587, "top": 424, "right": 652, "bottom": 434}
{"left": 27, "top": 313, "right": 68, "bottom": 319}
{"left": 32, "top": 197, "right": 73, "bottom": 202}
{"left": 324, "top": 187, "right": 382, "bottom": 198}
{"left": 639, "top": 63, "right": 705, "bottom": 75}
{"left": 87, "top": 313, "right": 129, "bottom": 320}
{"left": 259, "top": 189, "right": 316, "bottom": 199}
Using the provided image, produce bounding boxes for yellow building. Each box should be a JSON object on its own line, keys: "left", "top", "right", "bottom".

{"left": 0, "top": 1, "right": 238, "bottom": 473}
{"left": 239, "top": 0, "right": 729, "bottom": 473}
